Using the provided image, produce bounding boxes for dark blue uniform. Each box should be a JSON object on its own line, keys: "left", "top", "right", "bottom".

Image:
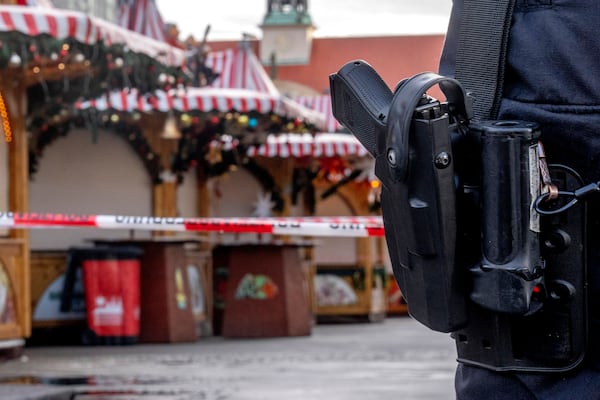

{"left": 440, "top": 1, "right": 600, "bottom": 398}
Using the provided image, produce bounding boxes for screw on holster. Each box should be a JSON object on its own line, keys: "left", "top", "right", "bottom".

{"left": 387, "top": 149, "right": 397, "bottom": 165}
{"left": 435, "top": 152, "right": 451, "bottom": 168}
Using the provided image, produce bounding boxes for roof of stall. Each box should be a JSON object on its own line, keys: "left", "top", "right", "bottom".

{"left": 76, "top": 47, "right": 328, "bottom": 130}
{"left": 246, "top": 133, "right": 368, "bottom": 158}
{"left": 0, "top": 5, "right": 185, "bottom": 66}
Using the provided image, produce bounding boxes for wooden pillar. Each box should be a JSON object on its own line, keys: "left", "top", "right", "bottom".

{"left": 152, "top": 181, "right": 178, "bottom": 217}
{"left": 335, "top": 180, "right": 386, "bottom": 320}
{"left": 336, "top": 181, "right": 373, "bottom": 264}
{"left": 273, "top": 158, "right": 295, "bottom": 217}
{"left": 196, "top": 166, "right": 210, "bottom": 218}
{"left": 0, "top": 72, "right": 31, "bottom": 337}
{"left": 375, "top": 235, "right": 386, "bottom": 264}
{"left": 344, "top": 182, "right": 374, "bottom": 314}
{"left": 1, "top": 74, "right": 28, "bottom": 227}
{"left": 194, "top": 165, "right": 213, "bottom": 249}
{"left": 139, "top": 113, "right": 180, "bottom": 235}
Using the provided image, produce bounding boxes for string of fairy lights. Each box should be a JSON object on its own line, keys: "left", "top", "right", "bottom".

{"left": 0, "top": 91, "right": 11, "bottom": 143}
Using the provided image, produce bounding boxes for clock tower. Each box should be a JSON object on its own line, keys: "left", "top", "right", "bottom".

{"left": 260, "top": 0, "right": 316, "bottom": 66}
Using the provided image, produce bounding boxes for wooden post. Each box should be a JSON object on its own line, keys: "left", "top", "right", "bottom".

{"left": 1, "top": 74, "right": 28, "bottom": 227}
{"left": 196, "top": 166, "right": 210, "bottom": 218}
{"left": 0, "top": 71, "right": 31, "bottom": 337}
{"left": 336, "top": 180, "right": 372, "bottom": 265}
{"left": 194, "top": 165, "right": 213, "bottom": 249}
{"left": 319, "top": 179, "right": 386, "bottom": 320}
{"left": 139, "top": 113, "right": 180, "bottom": 236}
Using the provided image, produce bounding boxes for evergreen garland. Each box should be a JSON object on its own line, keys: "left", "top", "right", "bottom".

{"left": 0, "top": 32, "right": 190, "bottom": 98}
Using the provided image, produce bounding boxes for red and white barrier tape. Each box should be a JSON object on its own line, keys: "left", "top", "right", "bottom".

{"left": 0, "top": 212, "right": 385, "bottom": 238}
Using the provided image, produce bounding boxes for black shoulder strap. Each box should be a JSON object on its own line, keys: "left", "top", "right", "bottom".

{"left": 454, "top": 0, "right": 516, "bottom": 120}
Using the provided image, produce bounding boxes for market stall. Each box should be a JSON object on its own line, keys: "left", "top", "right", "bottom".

{"left": 242, "top": 132, "right": 388, "bottom": 321}
{"left": 0, "top": 3, "right": 188, "bottom": 346}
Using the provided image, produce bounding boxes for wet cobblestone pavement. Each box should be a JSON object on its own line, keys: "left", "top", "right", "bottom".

{"left": 0, "top": 317, "right": 457, "bottom": 399}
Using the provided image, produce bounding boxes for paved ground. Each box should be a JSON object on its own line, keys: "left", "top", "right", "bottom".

{"left": 0, "top": 316, "right": 458, "bottom": 400}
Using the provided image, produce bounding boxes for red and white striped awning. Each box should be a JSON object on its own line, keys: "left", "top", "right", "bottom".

{"left": 246, "top": 133, "right": 369, "bottom": 158}
{"left": 76, "top": 87, "right": 327, "bottom": 128}
{"left": 0, "top": 5, "right": 185, "bottom": 66}
{"left": 117, "top": 0, "right": 166, "bottom": 42}
{"left": 292, "top": 94, "right": 343, "bottom": 133}
{"left": 205, "top": 48, "right": 279, "bottom": 95}
{"left": 76, "top": 46, "right": 328, "bottom": 129}
{"left": 204, "top": 48, "right": 338, "bottom": 130}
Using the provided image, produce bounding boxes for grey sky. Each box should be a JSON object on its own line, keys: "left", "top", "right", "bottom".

{"left": 156, "top": 0, "right": 452, "bottom": 41}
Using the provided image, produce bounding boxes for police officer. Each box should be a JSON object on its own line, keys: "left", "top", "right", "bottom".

{"left": 440, "top": 1, "right": 600, "bottom": 398}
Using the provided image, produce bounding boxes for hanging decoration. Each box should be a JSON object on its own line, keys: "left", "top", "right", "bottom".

{"left": 0, "top": 34, "right": 191, "bottom": 97}
{"left": 169, "top": 109, "right": 317, "bottom": 182}
{"left": 28, "top": 109, "right": 162, "bottom": 183}
{"left": 27, "top": 104, "right": 316, "bottom": 184}
{"left": 84, "top": 113, "right": 163, "bottom": 183}
{"left": 291, "top": 166, "right": 317, "bottom": 214}
{"left": 252, "top": 192, "right": 275, "bottom": 218}
{"left": 320, "top": 169, "right": 363, "bottom": 200}
{"left": 113, "top": 120, "right": 163, "bottom": 184}
{"left": 28, "top": 106, "right": 72, "bottom": 177}
{"left": 5, "top": 33, "right": 200, "bottom": 173}
{"left": 316, "top": 157, "right": 353, "bottom": 183}
{"left": 241, "top": 158, "right": 284, "bottom": 214}
{"left": 0, "top": 90, "right": 12, "bottom": 143}
{"left": 14, "top": 28, "right": 195, "bottom": 179}
{"left": 308, "top": 156, "right": 382, "bottom": 211}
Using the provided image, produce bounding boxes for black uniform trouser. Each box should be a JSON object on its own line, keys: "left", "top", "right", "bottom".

{"left": 455, "top": 363, "right": 600, "bottom": 400}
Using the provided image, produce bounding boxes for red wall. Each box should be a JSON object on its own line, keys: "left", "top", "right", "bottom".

{"left": 208, "top": 34, "right": 446, "bottom": 94}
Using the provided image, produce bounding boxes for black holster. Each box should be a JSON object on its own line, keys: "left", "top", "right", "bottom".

{"left": 329, "top": 65, "right": 589, "bottom": 373}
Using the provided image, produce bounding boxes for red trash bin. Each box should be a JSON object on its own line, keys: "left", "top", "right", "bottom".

{"left": 68, "top": 246, "right": 143, "bottom": 345}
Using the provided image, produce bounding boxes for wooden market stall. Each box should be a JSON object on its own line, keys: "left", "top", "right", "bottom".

{"left": 0, "top": 4, "right": 189, "bottom": 346}
{"left": 245, "top": 133, "right": 389, "bottom": 321}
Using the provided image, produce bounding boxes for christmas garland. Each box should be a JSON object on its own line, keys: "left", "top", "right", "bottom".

{"left": 28, "top": 112, "right": 163, "bottom": 183}
{"left": 0, "top": 32, "right": 191, "bottom": 99}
